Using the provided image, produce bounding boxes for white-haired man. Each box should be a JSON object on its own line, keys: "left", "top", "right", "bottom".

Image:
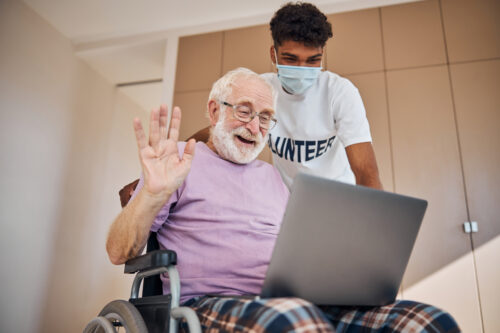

{"left": 107, "top": 68, "right": 458, "bottom": 332}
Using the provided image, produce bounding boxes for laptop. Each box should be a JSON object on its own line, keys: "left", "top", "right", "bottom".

{"left": 260, "top": 173, "right": 427, "bottom": 306}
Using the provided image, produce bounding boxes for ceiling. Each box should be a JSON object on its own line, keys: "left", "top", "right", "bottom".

{"left": 22, "top": 0, "right": 419, "bottom": 111}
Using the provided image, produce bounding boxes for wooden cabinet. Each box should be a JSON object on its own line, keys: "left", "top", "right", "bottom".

{"left": 384, "top": 65, "right": 482, "bottom": 332}
{"left": 450, "top": 59, "right": 500, "bottom": 333}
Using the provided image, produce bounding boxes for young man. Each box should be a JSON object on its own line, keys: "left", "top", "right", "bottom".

{"left": 265, "top": 2, "right": 382, "bottom": 189}
{"left": 109, "top": 68, "right": 459, "bottom": 332}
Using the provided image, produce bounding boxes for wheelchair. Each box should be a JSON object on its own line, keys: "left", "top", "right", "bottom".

{"left": 83, "top": 233, "right": 201, "bottom": 333}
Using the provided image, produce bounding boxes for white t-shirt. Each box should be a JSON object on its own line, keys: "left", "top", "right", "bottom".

{"left": 261, "top": 71, "right": 372, "bottom": 188}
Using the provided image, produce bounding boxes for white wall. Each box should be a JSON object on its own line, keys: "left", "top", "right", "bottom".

{"left": 0, "top": 1, "right": 148, "bottom": 331}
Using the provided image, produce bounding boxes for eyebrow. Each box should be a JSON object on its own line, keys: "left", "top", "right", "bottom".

{"left": 280, "top": 52, "right": 323, "bottom": 60}
{"left": 307, "top": 54, "right": 323, "bottom": 60}
{"left": 280, "top": 52, "right": 298, "bottom": 59}
{"left": 236, "top": 98, "right": 275, "bottom": 115}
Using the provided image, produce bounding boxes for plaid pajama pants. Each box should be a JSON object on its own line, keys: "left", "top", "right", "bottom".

{"left": 181, "top": 296, "right": 460, "bottom": 332}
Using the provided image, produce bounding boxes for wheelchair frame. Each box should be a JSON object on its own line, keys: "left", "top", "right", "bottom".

{"left": 84, "top": 233, "right": 201, "bottom": 333}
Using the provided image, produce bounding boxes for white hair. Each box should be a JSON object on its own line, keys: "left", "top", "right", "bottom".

{"left": 206, "top": 67, "right": 275, "bottom": 117}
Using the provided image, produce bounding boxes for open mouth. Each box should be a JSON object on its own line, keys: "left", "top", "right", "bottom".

{"left": 235, "top": 135, "right": 256, "bottom": 146}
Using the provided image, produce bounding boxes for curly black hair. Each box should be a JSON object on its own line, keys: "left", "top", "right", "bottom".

{"left": 270, "top": 2, "right": 333, "bottom": 48}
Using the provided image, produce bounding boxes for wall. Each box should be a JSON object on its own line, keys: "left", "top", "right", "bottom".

{"left": 173, "top": 0, "right": 500, "bottom": 331}
{"left": 0, "top": 0, "right": 148, "bottom": 331}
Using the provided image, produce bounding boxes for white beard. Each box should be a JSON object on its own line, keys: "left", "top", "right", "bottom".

{"left": 211, "top": 112, "right": 267, "bottom": 164}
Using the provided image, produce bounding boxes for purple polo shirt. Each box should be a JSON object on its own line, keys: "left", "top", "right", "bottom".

{"left": 133, "top": 142, "right": 289, "bottom": 303}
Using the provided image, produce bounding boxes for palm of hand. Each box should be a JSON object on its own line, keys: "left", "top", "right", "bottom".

{"left": 140, "top": 139, "right": 189, "bottom": 196}
{"left": 134, "top": 105, "right": 196, "bottom": 201}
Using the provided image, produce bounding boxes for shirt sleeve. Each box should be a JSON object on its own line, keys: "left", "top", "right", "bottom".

{"left": 129, "top": 174, "right": 179, "bottom": 232}
{"left": 332, "top": 78, "right": 372, "bottom": 147}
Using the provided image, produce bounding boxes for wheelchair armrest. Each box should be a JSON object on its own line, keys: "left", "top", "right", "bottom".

{"left": 124, "top": 250, "right": 177, "bottom": 274}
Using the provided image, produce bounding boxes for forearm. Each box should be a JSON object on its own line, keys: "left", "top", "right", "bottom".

{"left": 346, "top": 142, "right": 383, "bottom": 190}
{"left": 106, "top": 189, "right": 170, "bottom": 265}
{"left": 355, "top": 171, "right": 383, "bottom": 190}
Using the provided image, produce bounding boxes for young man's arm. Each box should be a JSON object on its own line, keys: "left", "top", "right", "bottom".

{"left": 106, "top": 105, "right": 195, "bottom": 264}
{"left": 345, "top": 142, "right": 383, "bottom": 190}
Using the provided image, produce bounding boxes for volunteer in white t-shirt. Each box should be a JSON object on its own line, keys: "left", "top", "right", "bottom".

{"left": 264, "top": 2, "right": 383, "bottom": 189}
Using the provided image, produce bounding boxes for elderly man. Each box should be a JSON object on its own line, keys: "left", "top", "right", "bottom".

{"left": 107, "top": 68, "right": 288, "bottom": 301}
{"left": 107, "top": 68, "right": 459, "bottom": 332}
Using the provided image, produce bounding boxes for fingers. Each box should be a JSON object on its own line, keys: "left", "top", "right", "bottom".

{"left": 149, "top": 108, "right": 160, "bottom": 149}
{"left": 133, "top": 118, "right": 147, "bottom": 150}
{"left": 181, "top": 138, "right": 196, "bottom": 164}
{"left": 159, "top": 105, "right": 168, "bottom": 141}
{"left": 168, "top": 106, "right": 182, "bottom": 142}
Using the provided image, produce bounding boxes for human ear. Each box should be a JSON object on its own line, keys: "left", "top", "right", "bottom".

{"left": 207, "top": 99, "right": 219, "bottom": 126}
{"left": 270, "top": 45, "right": 277, "bottom": 65}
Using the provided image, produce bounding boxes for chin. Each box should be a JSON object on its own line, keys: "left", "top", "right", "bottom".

{"left": 232, "top": 137, "right": 264, "bottom": 163}
{"left": 219, "top": 140, "right": 260, "bottom": 164}
{"left": 228, "top": 149, "right": 259, "bottom": 164}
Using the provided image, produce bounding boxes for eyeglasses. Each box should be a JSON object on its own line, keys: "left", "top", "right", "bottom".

{"left": 219, "top": 100, "right": 277, "bottom": 130}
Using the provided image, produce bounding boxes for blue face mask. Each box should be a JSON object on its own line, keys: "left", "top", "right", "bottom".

{"left": 274, "top": 49, "right": 322, "bottom": 95}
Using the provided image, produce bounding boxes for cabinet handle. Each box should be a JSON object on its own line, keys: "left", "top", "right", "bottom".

{"left": 463, "top": 221, "right": 478, "bottom": 233}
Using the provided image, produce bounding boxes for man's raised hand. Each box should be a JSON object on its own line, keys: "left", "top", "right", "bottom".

{"left": 133, "top": 105, "right": 195, "bottom": 202}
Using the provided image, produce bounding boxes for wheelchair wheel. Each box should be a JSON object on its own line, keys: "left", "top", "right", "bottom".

{"left": 84, "top": 300, "right": 148, "bottom": 333}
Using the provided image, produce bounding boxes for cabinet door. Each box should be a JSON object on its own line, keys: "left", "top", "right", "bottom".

{"left": 326, "top": 8, "right": 384, "bottom": 75}
{"left": 451, "top": 59, "right": 500, "bottom": 333}
{"left": 173, "top": 90, "right": 210, "bottom": 140}
{"left": 175, "top": 32, "right": 223, "bottom": 93}
{"left": 386, "top": 65, "right": 482, "bottom": 332}
{"left": 222, "top": 24, "right": 273, "bottom": 74}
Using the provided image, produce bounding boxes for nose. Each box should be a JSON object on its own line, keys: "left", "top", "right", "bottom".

{"left": 245, "top": 116, "right": 261, "bottom": 135}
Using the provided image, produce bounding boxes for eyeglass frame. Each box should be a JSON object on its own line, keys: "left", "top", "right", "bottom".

{"left": 218, "top": 100, "right": 277, "bottom": 130}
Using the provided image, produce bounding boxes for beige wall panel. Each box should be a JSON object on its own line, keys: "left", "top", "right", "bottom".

{"left": 441, "top": 0, "right": 500, "bottom": 63}
{"left": 346, "top": 72, "right": 394, "bottom": 191}
{"left": 450, "top": 59, "right": 500, "bottom": 246}
{"left": 175, "top": 32, "right": 223, "bottom": 92}
{"left": 474, "top": 235, "right": 500, "bottom": 333}
{"left": 404, "top": 252, "right": 482, "bottom": 333}
{"left": 222, "top": 24, "right": 274, "bottom": 74}
{"left": 173, "top": 90, "right": 210, "bottom": 140}
{"left": 381, "top": 0, "right": 446, "bottom": 70}
{"left": 386, "top": 65, "right": 471, "bottom": 287}
{"left": 450, "top": 59, "right": 500, "bottom": 333}
{"left": 326, "top": 8, "right": 384, "bottom": 75}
